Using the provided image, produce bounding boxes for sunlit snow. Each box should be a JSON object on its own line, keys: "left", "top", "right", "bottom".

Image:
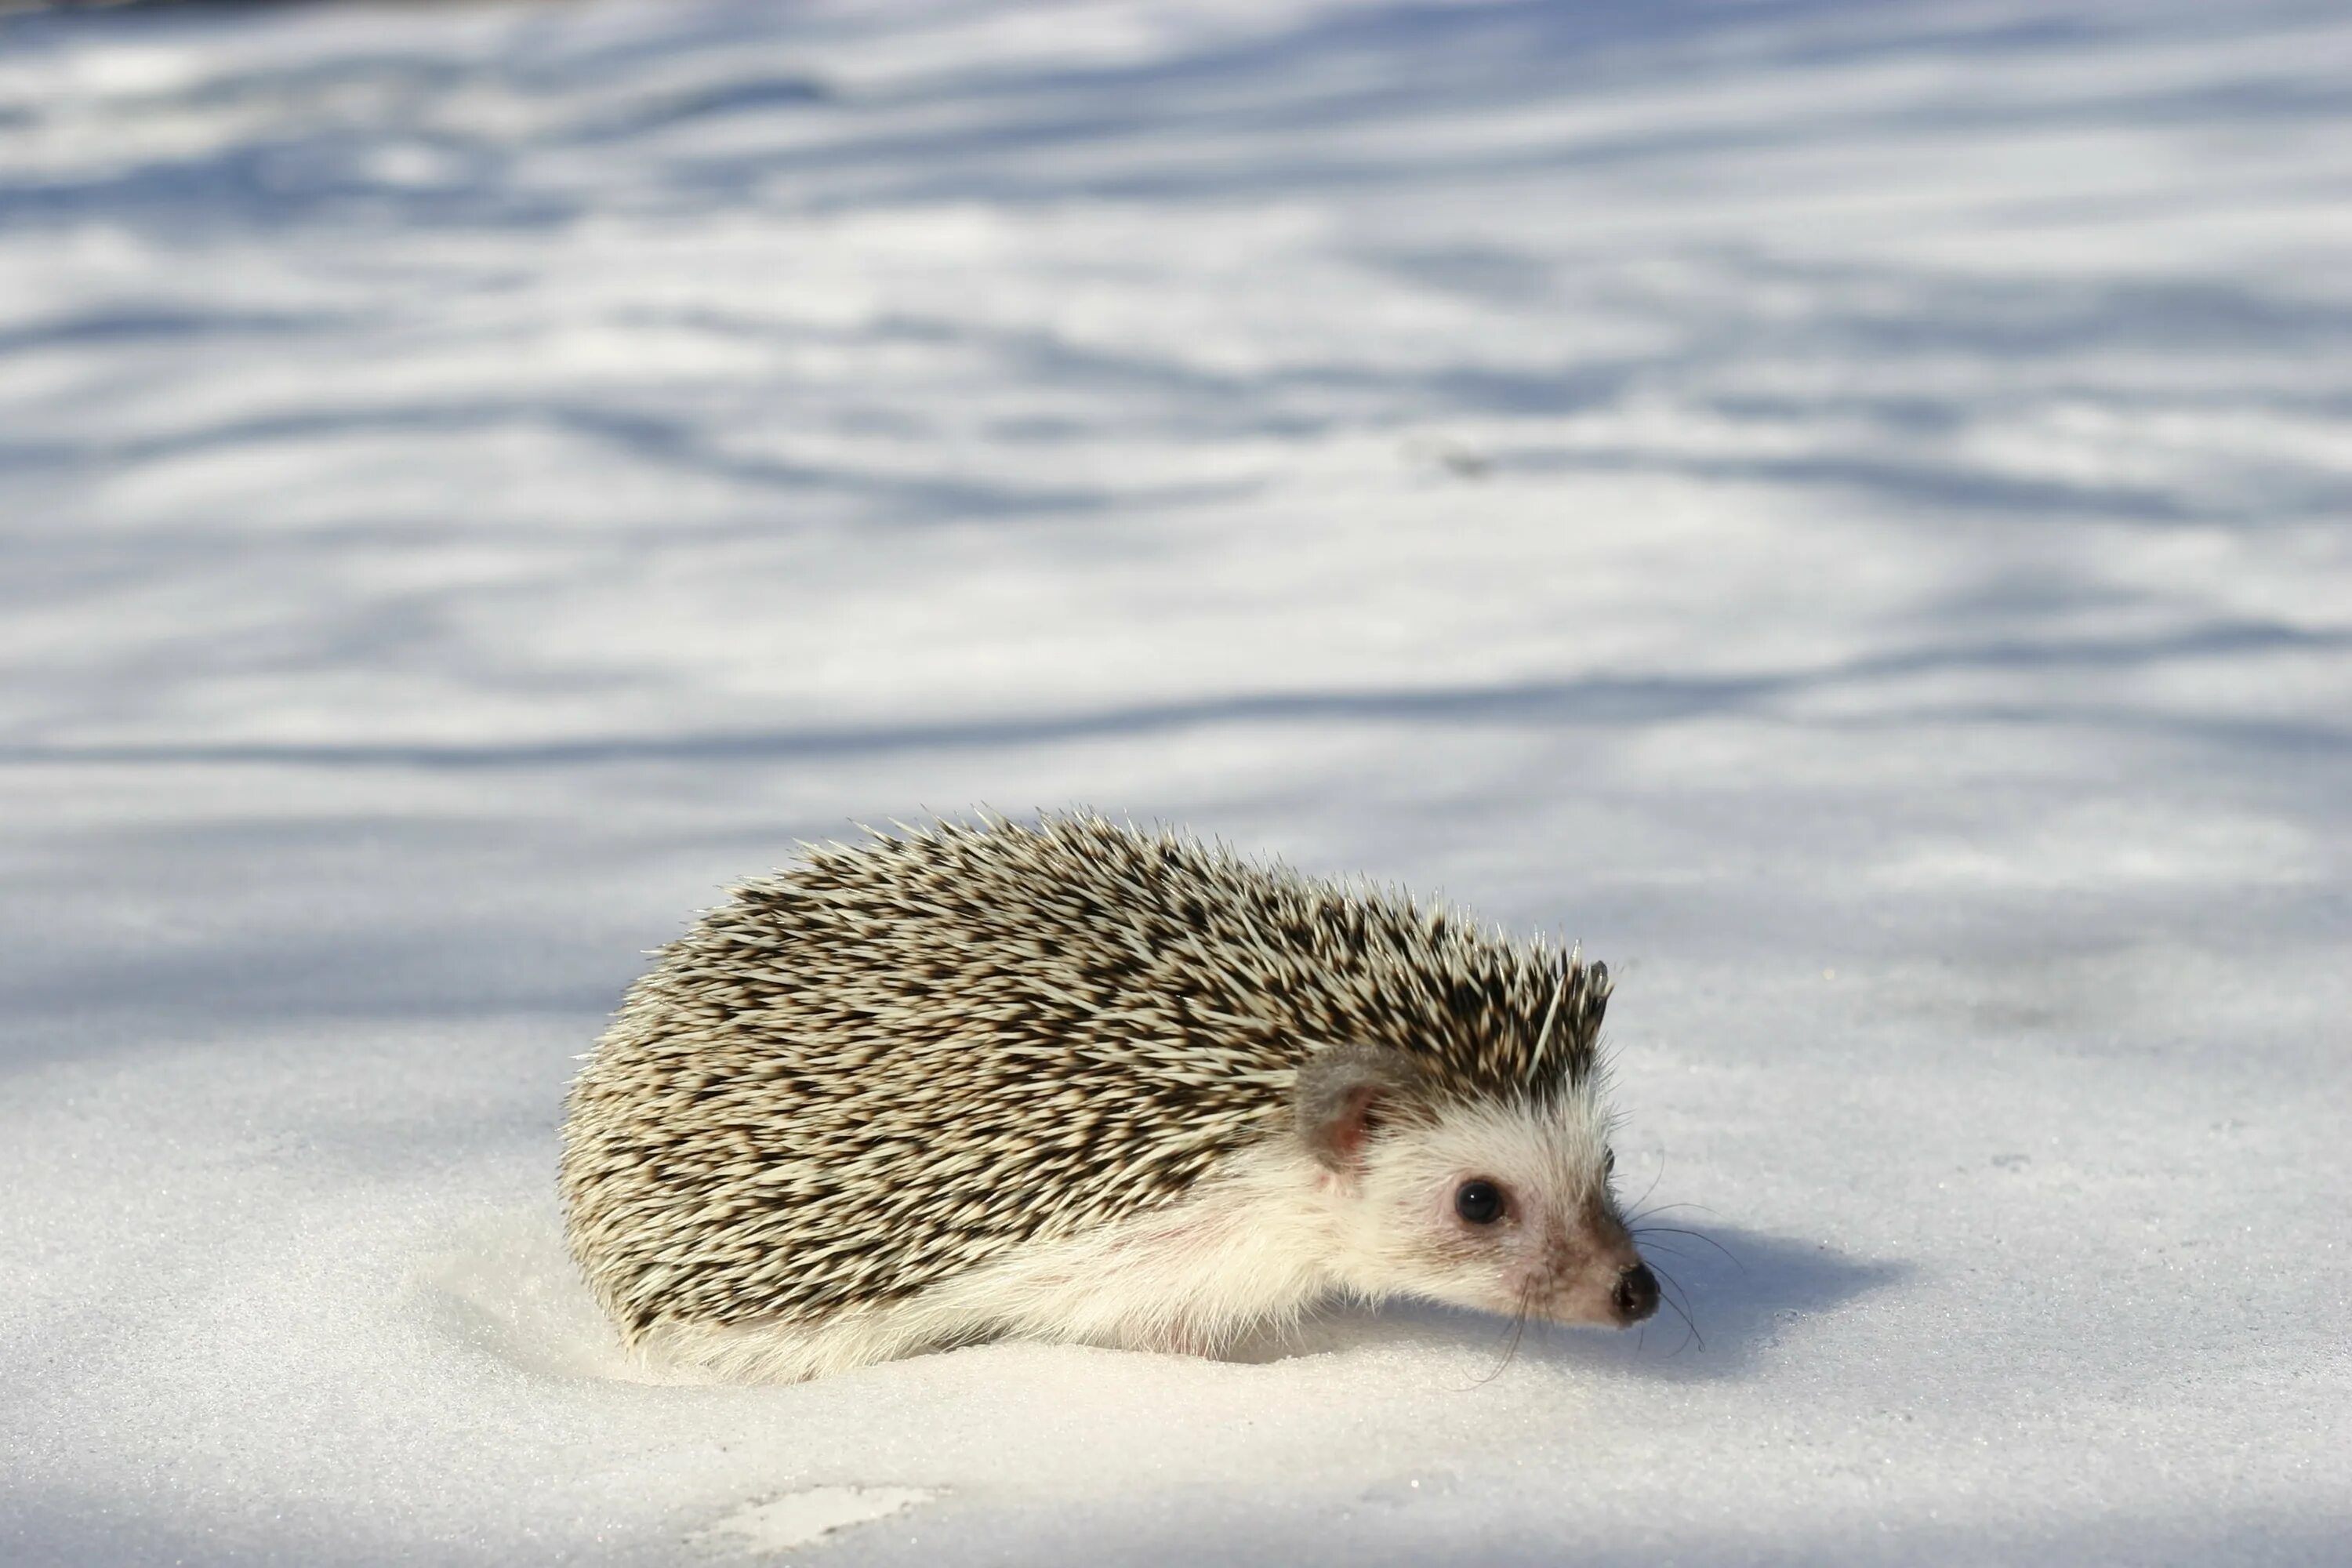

{"left": 2, "top": 1, "right": 2347, "bottom": 1563}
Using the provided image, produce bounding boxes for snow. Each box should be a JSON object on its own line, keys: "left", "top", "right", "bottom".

{"left": 693, "top": 1490, "right": 941, "bottom": 1555}
{"left": 1, "top": 0, "right": 2347, "bottom": 1562}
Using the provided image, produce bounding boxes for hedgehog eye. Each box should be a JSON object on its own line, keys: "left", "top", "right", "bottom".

{"left": 1454, "top": 1179, "right": 1504, "bottom": 1225}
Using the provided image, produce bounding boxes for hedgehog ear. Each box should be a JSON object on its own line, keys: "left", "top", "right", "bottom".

{"left": 1295, "top": 1044, "right": 1422, "bottom": 1173}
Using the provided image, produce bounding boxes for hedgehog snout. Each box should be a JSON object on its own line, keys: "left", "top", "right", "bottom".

{"left": 1529, "top": 1203, "right": 1654, "bottom": 1328}
{"left": 1613, "top": 1261, "right": 1661, "bottom": 1324}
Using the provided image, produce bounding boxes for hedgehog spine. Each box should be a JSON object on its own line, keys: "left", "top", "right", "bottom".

{"left": 558, "top": 811, "right": 1642, "bottom": 1381}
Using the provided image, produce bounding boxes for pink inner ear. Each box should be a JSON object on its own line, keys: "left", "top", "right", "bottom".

{"left": 1322, "top": 1083, "right": 1384, "bottom": 1169}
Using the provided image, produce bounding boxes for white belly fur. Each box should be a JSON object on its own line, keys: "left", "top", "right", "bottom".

{"left": 637, "top": 1140, "right": 1345, "bottom": 1384}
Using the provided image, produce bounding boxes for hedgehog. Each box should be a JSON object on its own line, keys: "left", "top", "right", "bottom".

{"left": 559, "top": 811, "right": 1657, "bottom": 1382}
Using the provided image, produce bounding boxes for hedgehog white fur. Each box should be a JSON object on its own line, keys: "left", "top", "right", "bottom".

{"left": 560, "top": 811, "right": 1657, "bottom": 1383}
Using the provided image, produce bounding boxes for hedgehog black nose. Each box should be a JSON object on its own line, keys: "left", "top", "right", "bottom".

{"left": 1614, "top": 1262, "right": 1659, "bottom": 1323}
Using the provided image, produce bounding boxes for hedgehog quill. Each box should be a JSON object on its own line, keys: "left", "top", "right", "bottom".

{"left": 561, "top": 812, "right": 1657, "bottom": 1382}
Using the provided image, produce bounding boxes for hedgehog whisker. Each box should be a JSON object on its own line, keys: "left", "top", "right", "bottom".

{"left": 1628, "top": 1240, "right": 1705, "bottom": 1267}
{"left": 1625, "top": 1200, "right": 1724, "bottom": 1223}
{"left": 1653, "top": 1294, "right": 1700, "bottom": 1359}
{"left": 1667, "top": 1290, "right": 1703, "bottom": 1354}
{"left": 1650, "top": 1262, "right": 1698, "bottom": 1323}
{"left": 1627, "top": 1149, "right": 1667, "bottom": 1215}
{"left": 1645, "top": 1261, "right": 1703, "bottom": 1356}
{"left": 1628, "top": 1225, "right": 1744, "bottom": 1272}
{"left": 1469, "top": 1283, "right": 1536, "bottom": 1388}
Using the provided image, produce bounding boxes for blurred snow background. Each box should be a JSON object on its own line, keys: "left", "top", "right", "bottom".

{"left": 1, "top": 0, "right": 2347, "bottom": 1563}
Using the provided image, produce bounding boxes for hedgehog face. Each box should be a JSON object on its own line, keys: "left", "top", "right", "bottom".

{"left": 1354, "top": 1095, "right": 1657, "bottom": 1328}
{"left": 1300, "top": 1050, "right": 1656, "bottom": 1329}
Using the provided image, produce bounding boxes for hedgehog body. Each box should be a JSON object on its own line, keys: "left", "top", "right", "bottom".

{"left": 560, "top": 813, "right": 1652, "bottom": 1382}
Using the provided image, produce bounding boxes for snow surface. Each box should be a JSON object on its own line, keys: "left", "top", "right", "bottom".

{"left": 2, "top": 0, "right": 2349, "bottom": 1562}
